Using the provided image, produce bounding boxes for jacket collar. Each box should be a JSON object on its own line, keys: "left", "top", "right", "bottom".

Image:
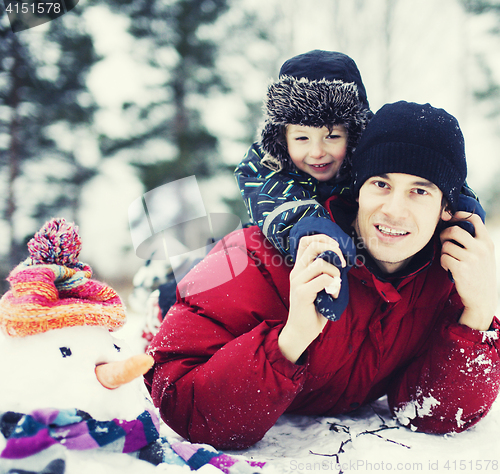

{"left": 354, "top": 237, "right": 435, "bottom": 288}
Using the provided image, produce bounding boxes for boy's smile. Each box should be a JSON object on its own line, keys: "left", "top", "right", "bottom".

{"left": 354, "top": 173, "right": 451, "bottom": 274}
{"left": 286, "top": 125, "right": 348, "bottom": 182}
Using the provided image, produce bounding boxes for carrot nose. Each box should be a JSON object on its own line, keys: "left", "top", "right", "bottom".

{"left": 95, "top": 354, "right": 154, "bottom": 390}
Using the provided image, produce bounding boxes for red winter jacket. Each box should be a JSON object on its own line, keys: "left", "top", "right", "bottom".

{"left": 145, "top": 213, "right": 500, "bottom": 450}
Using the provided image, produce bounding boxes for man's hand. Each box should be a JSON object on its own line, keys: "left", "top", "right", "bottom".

{"left": 440, "top": 212, "right": 497, "bottom": 330}
{"left": 278, "top": 234, "right": 343, "bottom": 363}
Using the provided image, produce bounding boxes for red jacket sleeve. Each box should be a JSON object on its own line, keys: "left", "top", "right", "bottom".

{"left": 387, "top": 291, "right": 500, "bottom": 434}
{"left": 144, "top": 234, "right": 307, "bottom": 449}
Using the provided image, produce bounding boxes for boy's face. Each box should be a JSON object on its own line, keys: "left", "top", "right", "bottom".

{"left": 354, "top": 173, "right": 452, "bottom": 274}
{"left": 286, "top": 125, "right": 348, "bottom": 182}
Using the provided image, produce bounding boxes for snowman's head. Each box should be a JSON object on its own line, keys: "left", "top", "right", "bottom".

{"left": 0, "top": 326, "right": 152, "bottom": 420}
{"left": 0, "top": 218, "right": 154, "bottom": 420}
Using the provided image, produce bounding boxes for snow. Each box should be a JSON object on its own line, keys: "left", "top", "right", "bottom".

{"left": 393, "top": 393, "right": 441, "bottom": 428}
{"left": 234, "top": 397, "right": 500, "bottom": 473}
{"left": 116, "top": 317, "right": 500, "bottom": 473}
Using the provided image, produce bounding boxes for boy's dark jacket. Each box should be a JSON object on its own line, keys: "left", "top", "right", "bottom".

{"left": 235, "top": 142, "right": 351, "bottom": 255}
{"left": 145, "top": 196, "right": 500, "bottom": 450}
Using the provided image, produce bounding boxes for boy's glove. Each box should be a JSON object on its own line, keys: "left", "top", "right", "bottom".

{"left": 443, "top": 193, "right": 486, "bottom": 283}
{"left": 290, "top": 217, "right": 356, "bottom": 321}
{"left": 449, "top": 193, "right": 486, "bottom": 237}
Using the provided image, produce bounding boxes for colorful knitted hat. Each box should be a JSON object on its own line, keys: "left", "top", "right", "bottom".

{"left": 0, "top": 218, "right": 126, "bottom": 337}
{"left": 259, "top": 50, "right": 372, "bottom": 175}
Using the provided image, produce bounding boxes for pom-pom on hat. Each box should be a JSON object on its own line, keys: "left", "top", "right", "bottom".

{"left": 259, "top": 50, "right": 371, "bottom": 174}
{"left": 351, "top": 101, "right": 467, "bottom": 212}
{"left": 0, "top": 218, "right": 126, "bottom": 337}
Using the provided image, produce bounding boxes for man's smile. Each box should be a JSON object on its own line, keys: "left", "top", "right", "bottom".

{"left": 376, "top": 224, "right": 409, "bottom": 237}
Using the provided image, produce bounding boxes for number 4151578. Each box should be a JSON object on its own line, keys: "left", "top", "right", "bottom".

{"left": 6, "top": 2, "right": 62, "bottom": 15}
{"left": 443, "top": 460, "right": 498, "bottom": 470}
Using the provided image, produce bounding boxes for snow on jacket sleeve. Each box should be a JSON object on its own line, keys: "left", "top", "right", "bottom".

{"left": 387, "top": 289, "right": 500, "bottom": 434}
{"left": 144, "top": 229, "right": 307, "bottom": 450}
{"left": 234, "top": 143, "right": 339, "bottom": 256}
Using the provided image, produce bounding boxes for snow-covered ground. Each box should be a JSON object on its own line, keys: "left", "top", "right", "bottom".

{"left": 26, "top": 398, "right": 499, "bottom": 474}
{"left": 237, "top": 397, "right": 500, "bottom": 473}
{"left": 113, "top": 311, "right": 500, "bottom": 474}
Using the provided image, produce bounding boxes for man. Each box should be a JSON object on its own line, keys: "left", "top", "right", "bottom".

{"left": 145, "top": 101, "right": 500, "bottom": 450}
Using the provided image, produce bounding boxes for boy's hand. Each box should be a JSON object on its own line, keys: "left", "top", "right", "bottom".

{"left": 278, "top": 235, "right": 342, "bottom": 363}
{"left": 314, "top": 241, "right": 355, "bottom": 321}
{"left": 440, "top": 212, "right": 497, "bottom": 330}
{"left": 289, "top": 218, "right": 357, "bottom": 322}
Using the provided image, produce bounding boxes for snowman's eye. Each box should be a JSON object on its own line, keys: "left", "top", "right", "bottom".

{"left": 59, "top": 347, "right": 72, "bottom": 358}
{"left": 114, "top": 344, "right": 121, "bottom": 352}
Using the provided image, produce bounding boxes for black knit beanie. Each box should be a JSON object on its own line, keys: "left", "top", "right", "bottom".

{"left": 352, "top": 101, "right": 467, "bottom": 212}
{"left": 259, "top": 50, "right": 371, "bottom": 174}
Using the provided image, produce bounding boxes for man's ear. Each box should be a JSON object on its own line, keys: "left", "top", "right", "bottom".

{"left": 440, "top": 206, "right": 453, "bottom": 222}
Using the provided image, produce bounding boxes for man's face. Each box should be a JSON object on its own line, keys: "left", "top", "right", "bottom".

{"left": 354, "top": 173, "right": 451, "bottom": 274}
{"left": 286, "top": 124, "right": 348, "bottom": 182}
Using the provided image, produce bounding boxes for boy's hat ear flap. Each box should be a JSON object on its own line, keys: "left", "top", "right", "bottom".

{"left": 442, "top": 193, "right": 486, "bottom": 235}
{"left": 260, "top": 122, "right": 289, "bottom": 171}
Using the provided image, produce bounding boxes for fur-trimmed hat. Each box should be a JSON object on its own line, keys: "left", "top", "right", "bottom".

{"left": 352, "top": 101, "right": 467, "bottom": 212}
{"left": 0, "top": 218, "right": 126, "bottom": 337}
{"left": 259, "top": 50, "right": 371, "bottom": 175}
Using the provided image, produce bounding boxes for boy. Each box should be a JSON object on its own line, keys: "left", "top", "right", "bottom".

{"left": 235, "top": 50, "right": 371, "bottom": 320}
{"left": 235, "top": 49, "right": 370, "bottom": 258}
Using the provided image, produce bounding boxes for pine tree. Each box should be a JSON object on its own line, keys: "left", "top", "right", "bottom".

{"left": 94, "top": 0, "right": 230, "bottom": 192}
{"left": 28, "top": 9, "right": 100, "bottom": 221}
{"left": 0, "top": 14, "right": 46, "bottom": 271}
{"left": 461, "top": 0, "right": 500, "bottom": 14}
{"left": 0, "top": 9, "right": 99, "bottom": 290}
{"left": 461, "top": 0, "right": 500, "bottom": 116}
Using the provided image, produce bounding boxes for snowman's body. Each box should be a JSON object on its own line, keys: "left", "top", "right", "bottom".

{"left": 0, "top": 326, "right": 152, "bottom": 421}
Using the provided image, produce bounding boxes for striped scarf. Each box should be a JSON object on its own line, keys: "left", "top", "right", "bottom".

{"left": 0, "top": 407, "right": 159, "bottom": 459}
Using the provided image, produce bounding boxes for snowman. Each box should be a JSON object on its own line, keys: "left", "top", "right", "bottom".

{"left": 0, "top": 218, "right": 164, "bottom": 473}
